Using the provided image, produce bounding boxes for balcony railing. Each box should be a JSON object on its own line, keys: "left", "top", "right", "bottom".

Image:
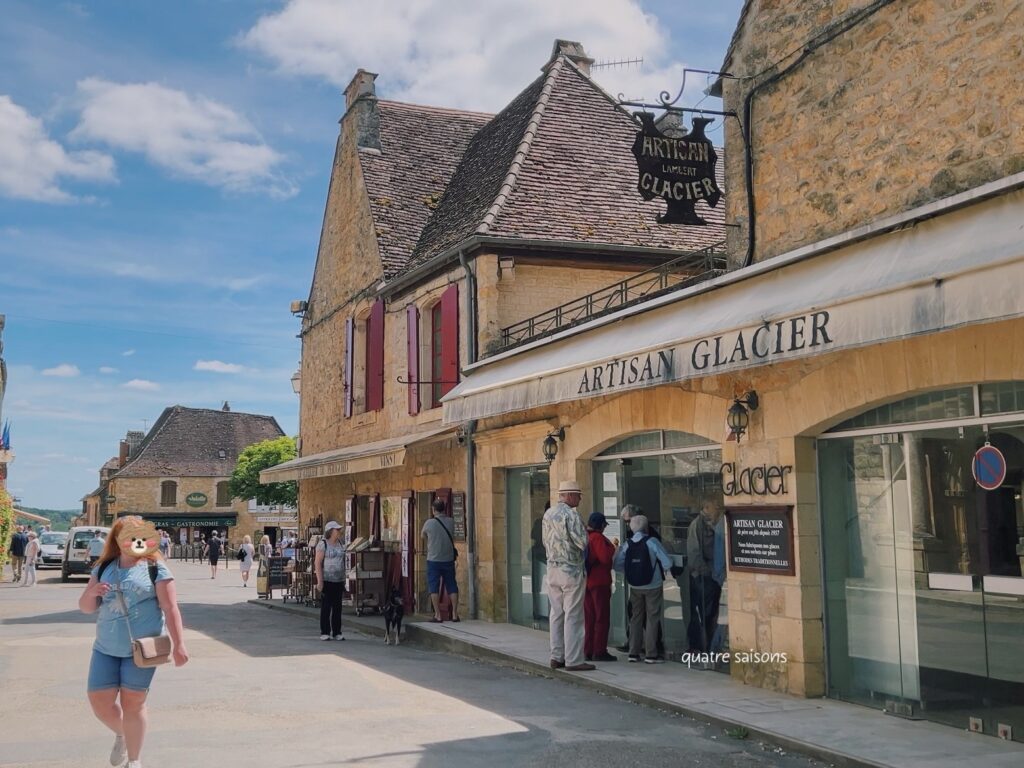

{"left": 496, "top": 242, "right": 728, "bottom": 353}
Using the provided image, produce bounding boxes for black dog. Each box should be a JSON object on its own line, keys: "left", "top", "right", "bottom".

{"left": 383, "top": 588, "right": 404, "bottom": 645}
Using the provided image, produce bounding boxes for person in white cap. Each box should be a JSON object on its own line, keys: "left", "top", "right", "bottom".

{"left": 315, "top": 520, "right": 346, "bottom": 640}
{"left": 541, "top": 480, "right": 595, "bottom": 672}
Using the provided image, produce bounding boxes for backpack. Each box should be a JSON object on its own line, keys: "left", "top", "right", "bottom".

{"left": 623, "top": 536, "right": 655, "bottom": 587}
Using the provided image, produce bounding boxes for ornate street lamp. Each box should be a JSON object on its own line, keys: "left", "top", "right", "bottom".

{"left": 542, "top": 427, "right": 566, "bottom": 463}
{"left": 290, "top": 367, "right": 301, "bottom": 395}
{"left": 727, "top": 391, "right": 759, "bottom": 442}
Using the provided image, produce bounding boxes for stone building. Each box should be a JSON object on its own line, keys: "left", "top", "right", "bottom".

{"left": 106, "top": 404, "right": 284, "bottom": 546}
{"left": 436, "top": 0, "right": 1024, "bottom": 744}
{"left": 262, "top": 40, "right": 726, "bottom": 614}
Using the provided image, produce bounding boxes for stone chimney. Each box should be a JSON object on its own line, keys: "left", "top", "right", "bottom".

{"left": 118, "top": 440, "right": 129, "bottom": 468}
{"left": 125, "top": 430, "right": 145, "bottom": 457}
{"left": 655, "top": 110, "right": 689, "bottom": 139}
{"left": 222, "top": 401, "right": 231, "bottom": 412}
{"left": 548, "top": 40, "right": 594, "bottom": 76}
{"left": 343, "top": 69, "right": 381, "bottom": 151}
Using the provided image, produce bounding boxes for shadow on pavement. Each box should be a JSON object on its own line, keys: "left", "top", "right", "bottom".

{"left": 2, "top": 608, "right": 94, "bottom": 625}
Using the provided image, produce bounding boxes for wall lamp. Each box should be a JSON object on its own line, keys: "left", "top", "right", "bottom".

{"left": 542, "top": 427, "right": 566, "bottom": 463}
{"left": 727, "top": 391, "right": 759, "bottom": 442}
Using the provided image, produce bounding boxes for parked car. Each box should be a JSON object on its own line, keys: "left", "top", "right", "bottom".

{"left": 62, "top": 526, "right": 110, "bottom": 582}
{"left": 38, "top": 531, "right": 69, "bottom": 567}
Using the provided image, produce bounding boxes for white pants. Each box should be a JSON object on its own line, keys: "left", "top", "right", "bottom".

{"left": 546, "top": 568, "right": 586, "bottom": 667}
{"left": 22, "top": 563, "right": 37, "bottom": 586}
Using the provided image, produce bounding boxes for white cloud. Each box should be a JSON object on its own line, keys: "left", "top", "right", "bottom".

{"left": 0, "top": 95, "right": 115, "bottom": 203}
{"left": 123, "top": 378, "right": 160, "bottom": 391}
{"left": 70, "top": 79, "right": 294, "bottom": 197}
{"left": 99, "top": 366, "right": 118, "bottom": 374}
{"left": 238, "top": 0, "right": 700, "bottom": 111}
{"left": 41, "top": 363, "right": 81, "bottom": 377}
{"left": 122, "top": 349, "right": 136, "bottom": 356}
{"left": 194, "top": 360, "right": 247, "bottom": 374}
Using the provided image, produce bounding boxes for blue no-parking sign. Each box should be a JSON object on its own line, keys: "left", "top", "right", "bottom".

{"left": 972, "top": 444, "right": 1006, "bottom": 491}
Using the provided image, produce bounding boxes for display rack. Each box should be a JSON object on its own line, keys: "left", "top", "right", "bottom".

{"left": 284, "top": 514, "right": 321, "bottom": 606}
{"left": 347, "top": 544, "right": 386, "bottom": 615}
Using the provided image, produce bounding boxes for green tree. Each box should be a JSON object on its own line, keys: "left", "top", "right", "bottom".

{"left": 228, "top": 436, "right": 298, "bottom": 507}
{"left": 0, "top": 489, "right": 14, "bottom": 581}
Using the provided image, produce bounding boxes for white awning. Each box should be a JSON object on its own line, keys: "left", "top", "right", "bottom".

{"left": 259, "top": 425, "right": 453, "bottom": 483}
{"left": 443, "top": 183, "right": 1024, "bottom": 424}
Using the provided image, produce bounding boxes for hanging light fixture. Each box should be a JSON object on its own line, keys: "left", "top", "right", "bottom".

{"left": 290, "top": 367, "right": 301, "bottom": 395}
{"left": 727, "top": 391, "right": 759, "bottom": 442}
{"left": 542, "top": 427, "right": 566, "bottom": 463}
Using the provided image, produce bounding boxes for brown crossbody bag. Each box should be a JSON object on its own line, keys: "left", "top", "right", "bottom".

{"left": 112, "top": 563, "right": 173, "bottom": 668}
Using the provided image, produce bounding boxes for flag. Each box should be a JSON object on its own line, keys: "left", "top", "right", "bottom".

{"left": 1, "top": 420, "right": 9, "bottom": 450}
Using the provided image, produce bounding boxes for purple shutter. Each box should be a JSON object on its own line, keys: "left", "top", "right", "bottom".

{"left": 366, "top": 299, "right": 385, "bottom": 412}
{"left": 407, "top": 304, "right": 420, "bottom": 415}
{"left": 343, "top": 316, "right": 354, "bottom": 418}
{"left": 439, "top": 284, "right": 459, "bottom": 399}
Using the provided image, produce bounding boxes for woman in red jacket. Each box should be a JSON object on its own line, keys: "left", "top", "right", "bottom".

{"left": 584, "top": 512, "right": 619, "bottom": 662}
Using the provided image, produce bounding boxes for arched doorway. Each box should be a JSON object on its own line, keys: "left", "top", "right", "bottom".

{"left": 590, "top": 430, "right": 724, "bottom": 659}
{"left": 818, "top": 382, "right": 1024, "bottom": 741}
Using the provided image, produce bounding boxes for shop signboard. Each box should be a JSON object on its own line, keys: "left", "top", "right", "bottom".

{"left": 726, "top": 506, "right": 795, "bottom": 576}
{"left": 451, "top": 493, "right": 467, "bottom": 541}
{"left": 185, "top": 492, "right": 208, "bottom": 508}
{"left": 631, "top": 114, "right": 722, "bottom": 225}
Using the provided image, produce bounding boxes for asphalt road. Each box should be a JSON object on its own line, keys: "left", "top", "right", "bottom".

{"left": 0, "top": 560, "right": 824, "bottom": 768}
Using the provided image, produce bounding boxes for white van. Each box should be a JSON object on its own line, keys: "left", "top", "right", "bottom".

{"left": 62, "top": 526, "right": 110, "bottom": 582}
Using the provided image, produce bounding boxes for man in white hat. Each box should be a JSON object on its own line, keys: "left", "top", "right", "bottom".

{"left": 541, "top": 480, "right": 595, "bottom": 671}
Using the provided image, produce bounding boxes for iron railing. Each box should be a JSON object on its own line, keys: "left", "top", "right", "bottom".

{"left": 496, "top": 242, "right": 728, "bottom": 353}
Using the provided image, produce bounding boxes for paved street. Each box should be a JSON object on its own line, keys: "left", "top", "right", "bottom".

{"left": 0, "top": 560, "right": 823, "bottom": 768}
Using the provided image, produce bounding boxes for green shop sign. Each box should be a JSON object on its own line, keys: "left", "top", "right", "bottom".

{"left": 185, "top": 492, "right": 208, "bottom": 508}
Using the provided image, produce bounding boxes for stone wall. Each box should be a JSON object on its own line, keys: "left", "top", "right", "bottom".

{"left": 723, "top": 0, "right": 1024, "bottom": 264}
{"left": 107, "top": 475, "right": 255, "bottom": 547}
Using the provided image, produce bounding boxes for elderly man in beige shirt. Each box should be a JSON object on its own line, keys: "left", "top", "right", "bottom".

{"left": 541, "top": 480, "right": 596, "bottom": 672}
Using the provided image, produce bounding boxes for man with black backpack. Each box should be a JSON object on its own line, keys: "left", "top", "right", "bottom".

{"left": 614, "top": 514, "right": 673, "bottom": 663}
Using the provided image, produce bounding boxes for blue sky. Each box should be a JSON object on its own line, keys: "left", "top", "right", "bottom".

{"left": 0, "top": 0, "right": 743, "bottom": 509}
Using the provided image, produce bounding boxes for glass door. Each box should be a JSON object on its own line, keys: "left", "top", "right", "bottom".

{"left": 506, "top": 466, "right": 551, "bottom": 629}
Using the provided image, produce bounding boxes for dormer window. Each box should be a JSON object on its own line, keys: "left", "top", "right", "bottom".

{"left": 218, "top": 449, "right": 227, "bottom": 459}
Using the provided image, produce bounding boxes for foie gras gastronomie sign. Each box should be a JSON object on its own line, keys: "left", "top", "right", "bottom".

{"left": 632, "top": 113, "right": 722, "bottom": 225}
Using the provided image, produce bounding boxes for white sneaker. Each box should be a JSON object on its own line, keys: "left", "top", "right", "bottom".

{"left": 319, "top": 634, "right": 331, "bottom": 641}
{"left": 126, "top": 761, "right": 142, "bottom": 768}
{"left": 109, "top": 735, "right": 126, "bottom": 765}
{"left": 644, "top": 658, "right": 666, "bottom": 664}
{"left": 333, "top": 633, "right": 345, "bottom": 641}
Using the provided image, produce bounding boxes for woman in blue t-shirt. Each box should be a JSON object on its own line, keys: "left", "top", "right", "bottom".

{"left": 78, "top": 516, "right": 189, "bottom": 768}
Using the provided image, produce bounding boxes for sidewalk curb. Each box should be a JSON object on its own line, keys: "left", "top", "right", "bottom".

{"left": 246, "top": 598, "right": 888, "bottom": 768}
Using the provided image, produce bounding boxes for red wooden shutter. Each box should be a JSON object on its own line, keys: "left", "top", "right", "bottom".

{"left": 369, "top": 493, "right": 380, "bottom": 541}
{"left": 366, "top": 299, "right": 385, "bottom": 412}
{"left": 343, "top": 317, "right": 354, "bottom": 418}
{"left": 406, "top": 305, "right": 420, "bottom": 415}
{"left": 439, "top": 284, "right": 459, "bottom": 398}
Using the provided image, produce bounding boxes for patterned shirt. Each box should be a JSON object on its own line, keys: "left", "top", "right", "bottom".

{"left": 92, "top": 559, "right": 173, "bottom": 658}
{"left": 541, "top": 501, "right": 588, "bottom": 578}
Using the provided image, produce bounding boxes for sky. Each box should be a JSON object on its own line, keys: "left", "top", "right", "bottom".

{"left": 0, "top": 0, "right": 744, "bottom": 509}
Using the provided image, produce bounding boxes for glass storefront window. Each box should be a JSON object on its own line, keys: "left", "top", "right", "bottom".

{"left": 980, "top": 381, "right": 1024, "bottom": 416}
{"left": 820, "top": 423, "right": 1024, "bottom": 741}
{"left": 506, "top": 466, "right": 551, "bottom": 628}
{"left": 830, "top": 387, "right": 975, "bottom": 432}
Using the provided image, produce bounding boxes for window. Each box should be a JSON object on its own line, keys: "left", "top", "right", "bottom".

{"left": 216, "top": 481, "right": 231, "bottom": 507}
{"left": 431, "top": 302, "right": 444, "bottom": 408}
{"left": 349, "top": 300, "right": 385, "bottom": 415}
{"left": 160, "top": 480, "right": 177, "bottom": 506}
{"left": 425, "top": 283, "right": 459, "bottom": 410}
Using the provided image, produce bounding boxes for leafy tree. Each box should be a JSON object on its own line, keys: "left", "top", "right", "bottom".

{"left": 0, "top": 489, "right": 14, "bottom": 581}
{"left": 229, "top": 436, "right": 298, "bottom": 506}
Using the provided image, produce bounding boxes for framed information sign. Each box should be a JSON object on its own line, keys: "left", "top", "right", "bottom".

{"left": 725, "top": 505, "right": 795, "bottom": 576}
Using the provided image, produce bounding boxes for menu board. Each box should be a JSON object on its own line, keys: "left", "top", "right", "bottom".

{"left": 726, "top": 506, "right": 795, "bottom": 576}
{"left": 451, "top": 493, "right": 467, "bottom": 541}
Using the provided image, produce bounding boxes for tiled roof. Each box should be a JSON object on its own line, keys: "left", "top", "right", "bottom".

{"left": 113, "top": 406, "right": 284, "bottom": 478}
{"left": 404, "top": 55, "right": 727, "bottom": 272}
{"left": 408, "top": 75, "right": 549, "bottom": 269}
{"left": 359, "top": 102, "right": 491, "bottom": 277}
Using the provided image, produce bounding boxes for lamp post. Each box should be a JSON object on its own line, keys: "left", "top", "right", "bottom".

{"left": 290, "top": 367, "right": 301, "bottom": 395}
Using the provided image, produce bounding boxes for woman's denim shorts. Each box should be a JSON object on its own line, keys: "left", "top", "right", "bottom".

{"left": 87, "top": 649, "right": 156, "bottom": 692}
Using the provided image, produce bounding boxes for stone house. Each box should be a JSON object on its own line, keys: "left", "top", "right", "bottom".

{"left": 107, "top": 404, "right": 284, "bottom": 546}
{"left": 263, "top": 40, "right": 726, "bottom": 614}
{"left": 436, "top": 0, "right": 1024, "bottom": 743}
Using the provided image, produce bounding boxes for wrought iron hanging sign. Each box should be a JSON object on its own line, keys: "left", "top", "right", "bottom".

{"left": 631, "top": 114, "right": 722, "bottom": 225}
